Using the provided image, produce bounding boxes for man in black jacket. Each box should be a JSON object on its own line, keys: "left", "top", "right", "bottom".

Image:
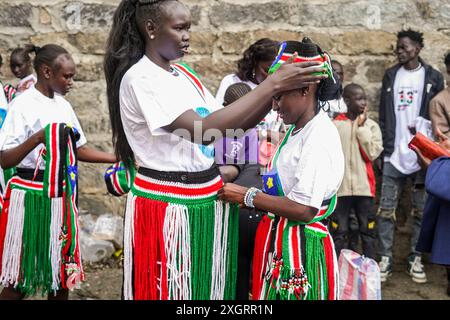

{"left": 377, "top": 29, "right": 444, "bottom": 284}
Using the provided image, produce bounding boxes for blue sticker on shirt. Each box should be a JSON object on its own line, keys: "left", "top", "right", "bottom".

{"left": 195, "top": 107, "right": 215, "bottom": 158}
{"left": 0, "top": 108, "right": 7, "bottom": 129}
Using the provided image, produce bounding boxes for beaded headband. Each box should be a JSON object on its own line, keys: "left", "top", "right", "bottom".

{"left": 268, "top": 38, "right": 336, "bottom": 84}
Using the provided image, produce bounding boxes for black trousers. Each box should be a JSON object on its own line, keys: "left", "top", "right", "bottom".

{"left": 233, "top": 163, "right": 262, "bottom": 300}
{"left": 330, "top": 196, "right": 376, "bottom": 259}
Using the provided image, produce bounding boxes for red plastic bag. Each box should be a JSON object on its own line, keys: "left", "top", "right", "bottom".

{"left": 408, "top": 132, "right": 450, "bottom": 160}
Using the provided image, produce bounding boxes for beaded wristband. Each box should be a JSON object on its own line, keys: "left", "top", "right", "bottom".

{"left": 244, "top": 187, "right": 262, "bottom": 208}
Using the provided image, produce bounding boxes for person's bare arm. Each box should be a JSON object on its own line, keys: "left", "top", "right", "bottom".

{"left": 77, "top": 146, "right": 117, "bottom": 164}
{"left": 217, "top": 183, "right": 317, "bottom": 223}
{"left": 0, "top": 129, "right": 45, "bottom": 169}
{"left": 164, "top": 61, "right": 327, "bottom": 145}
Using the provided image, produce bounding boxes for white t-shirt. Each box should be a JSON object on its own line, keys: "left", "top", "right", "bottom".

{"left": 0, "top": 87, "right": 87, "bottom": 169}
{"left": 386, "top": 66, "right": 425, "bottom": 174}
{"left": 16, "top": 74, "right": 37, "bottom": 96}
{"left": 276, "top": 110, "right": 345, "bottom": 210}
{"left": 120, "top": 56, "right": 222, "bottom": 172}
{"left": 327, "top": 97, "right": 347, "bottom": 115}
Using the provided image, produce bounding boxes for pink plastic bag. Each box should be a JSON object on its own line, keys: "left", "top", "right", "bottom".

{"left": 338, "top": 249, "right": 381, "bottom": 300}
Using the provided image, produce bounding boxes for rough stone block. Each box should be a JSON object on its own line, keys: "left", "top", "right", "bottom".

{"left": 39, "top": 7, "right": 52, "bottom": 25}
{"left": 0, "top": 4, "right": 32, "bottom": 28}
{"left": 189, "top": 32, "right": 217, "bottom": 55}
{"left": 68, "top": 32, "right": 108, "bottom": 54}
{"left": 337, "top": 31, "right": 396, "bottom": 56}
{"left": 62, "top": 3, "right": 116, "bottom": 31}
{"left": 210, "top": 2, "right": 294, "bottom": 27}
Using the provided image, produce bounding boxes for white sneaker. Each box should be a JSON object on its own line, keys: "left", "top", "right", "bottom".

{"left": 379, "top": 256, "right": 392, "bottom": 282}
{"left": 408, "top": 256, "right": 427, "bottom": 284}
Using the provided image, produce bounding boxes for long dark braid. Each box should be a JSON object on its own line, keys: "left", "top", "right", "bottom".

{"left": 104, "top": 0, "right": 176, "bottom": 164}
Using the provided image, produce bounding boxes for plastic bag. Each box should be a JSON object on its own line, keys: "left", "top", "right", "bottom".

{"left": 338, "top": 249, "right": 381, "bottom": 300}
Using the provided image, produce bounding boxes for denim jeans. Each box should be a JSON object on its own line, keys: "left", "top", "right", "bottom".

{"left": 377, "top": 162, "right": 427, "bottom": 259}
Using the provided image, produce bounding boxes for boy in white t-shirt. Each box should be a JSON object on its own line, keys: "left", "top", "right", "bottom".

{"left": 0, "top": 44, "right": 116, "bottom": 300}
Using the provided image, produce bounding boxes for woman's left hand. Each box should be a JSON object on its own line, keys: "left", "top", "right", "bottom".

{"left": 217, "top": 183, "right": 248, "bottom": 206}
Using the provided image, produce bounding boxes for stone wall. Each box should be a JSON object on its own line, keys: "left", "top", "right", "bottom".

{"left": 0, "top": 0, "right": 449, "bottom": 215}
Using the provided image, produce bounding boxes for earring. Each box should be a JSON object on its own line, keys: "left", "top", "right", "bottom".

{"left": 252, "top": 69, "right": 256, "bottom": 79}
{"left": 150, "top": 35, "right": 155, "bottom": 40}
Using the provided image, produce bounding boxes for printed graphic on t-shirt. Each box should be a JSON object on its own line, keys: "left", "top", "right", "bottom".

{"left": 195, "top": 107, "right": 215, "bottom": 158}
{"left": 0, "top": 108, "right": 6, "bottom": 129}
{"left": 397, "top": 87, "right": 418, "bottom": 111}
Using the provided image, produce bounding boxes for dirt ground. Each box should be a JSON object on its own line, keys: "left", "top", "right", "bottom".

{"left": 68, "top": 217, "right": 449, "bottom": 300}
{"left": 5, "top": 196, "right": 449, "bottom": 301}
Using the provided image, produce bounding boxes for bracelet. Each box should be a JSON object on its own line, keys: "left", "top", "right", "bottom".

{"left": 244, "top": 187, "right": 261, "bottom": 208}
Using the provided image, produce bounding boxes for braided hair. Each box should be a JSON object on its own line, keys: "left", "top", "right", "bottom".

{"left": 278, "top": 38, "right": 342, "bottom": 110}
{"left": 104, "top": 0, "right": 178, "bottom": 164}
{"left": 236, "top": 38, "right": 279, "bottom": 83}
{"left": 223, "top": 82, "right": 252, "bottom": 107}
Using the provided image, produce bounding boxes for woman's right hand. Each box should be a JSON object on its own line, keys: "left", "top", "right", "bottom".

{"left": 436, "top": 127, "right": 450, "bottom": 152}
{"left": 268, "top": 59, "right": 328, "bottom": 94}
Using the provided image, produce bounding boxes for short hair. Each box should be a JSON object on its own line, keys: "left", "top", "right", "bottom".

{"left": 223, "top": 82, "right": 252, "bottom": 106}
{"left": 445, "top": 52, "right": 450, "bottom": 66}
{"left": 331, "top": 60, "right": 343, "bottom": 69}
{"left": 343, "top": 83, "right": 364, "bottom": 98}
{"left": 397, "top": 29, "right": 424, "bottom": 48}
{"left": 33, "top": 44, "right": 70, "bottom": 72}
